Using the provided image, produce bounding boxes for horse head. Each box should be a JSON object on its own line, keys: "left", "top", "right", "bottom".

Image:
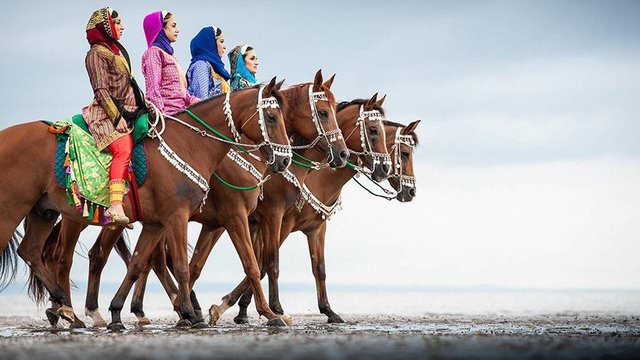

{"left": 384, "top": 119, "right": 420, "bottom": 202}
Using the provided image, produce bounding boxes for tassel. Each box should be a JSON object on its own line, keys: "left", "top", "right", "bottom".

{"left": 82, "top": 201, "right": 89, "bottom": 217}
{"left": 101, "top": 209, "right": 109, "bottom": 225}
{"left": 87, "top": 203, "right": 94, "bottom": 220}
{"left": 65, "top": 190, "right": 74, "bottom": 206}
{"left": 92, "top": 205, "right": 100, "bottom": 223}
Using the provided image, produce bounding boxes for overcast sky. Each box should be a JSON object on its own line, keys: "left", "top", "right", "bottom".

{"left": 1, "top": 1, "right": 639, "bottom": 294}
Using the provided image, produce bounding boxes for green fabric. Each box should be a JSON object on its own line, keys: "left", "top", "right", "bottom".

{"left": 71, "top": 112, "right": 148, "bottom": 143}
{"left": 66, "top": 121, "right": 112, "bottom": 207}
{"left": 132, "top": 113, "right": 149, "bottom": 144}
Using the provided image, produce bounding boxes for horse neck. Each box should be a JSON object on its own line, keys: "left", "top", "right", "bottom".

{"left": 305, "top": 162, "right": 356, "bottom": 204}
{"left": 159, "top": 96, "right": 248, "bottom": 178}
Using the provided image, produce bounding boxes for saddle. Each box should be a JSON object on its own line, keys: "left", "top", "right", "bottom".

{"left": 46, "top": 114, "right": 149, "bottom": 224}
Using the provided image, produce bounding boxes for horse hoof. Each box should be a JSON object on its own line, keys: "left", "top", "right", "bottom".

{"left": 191, "top": 321, "right": 209, "bottom": 329}
{"left": 107, "top": 322, "right": 126, "bottom": 332}
{"left": 233, "top": 316, "right": 249, "bottom": 325}
{"left": 93, "top": 319, "right": 108, "bottom": 328}
{"left": 328, "top": 314, "right": 345, "bottom": 324}
{"left": 175, "top": 319, "right": 192, "bottom": 328}
{"left": 266, "top": 315, "right": 291, "bottom": 327}
{"left": 70, "top": 319, "right": 87, "bottom": 329}
{"left": 208, "top": 305, "right": 221, "bottom": 326}
{"left": 57, "top": 306, "right": 75, "bottom": 323}
{"left": 137, "top": 317, "right": 152, "bottom": 326}
{"left": 45, "top": 308, "right": 60, "bottom": 327}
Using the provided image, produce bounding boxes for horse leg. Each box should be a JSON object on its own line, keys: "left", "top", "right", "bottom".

{"left": 85, "top": 227, "right": 124, "bottom": 327}
{"left": 130, "top": 239, "right": 181, "bottom": 325}
{"left": 307, "top": 222, "right": 343, "bottom": 323}
{"left": 234, "top": 288, "right": 254, "bottom": 324}
{"left": 162, "top": 217, "right": 205, "bottom": 328}
{"left": 261, "top": 213, "right": 286, "bottom": 316}
{"left": 107, "top": 223, "right": 163, "bottom": 331}
{"left": 212, "top": 217, "right": 288, "bottom": 326}
{"left": 53, "top": 218, "right": 87, "bottom": 328}
{"left": 17, "top": 209, "right": 74, "bottom": 322}
{"left": 188, "top": 226, "right": 224, "bottom": 323}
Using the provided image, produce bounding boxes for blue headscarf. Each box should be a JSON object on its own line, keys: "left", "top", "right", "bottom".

{"left": 229, "top": 44, "right": 257, "bottom": 87}
{"left": 153, "top": 29, "right": 174, "bottom": 55}
{"left": 189, "top": 26, "right": 230, "bottom": 80}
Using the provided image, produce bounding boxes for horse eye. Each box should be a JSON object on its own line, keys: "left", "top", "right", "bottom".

{"left": 401, "top": 151, "right": 410, "bottom": 159}
{"left": 267, "top": 113, "right": 277, "bottom": 123}
{"left": 369, "top": 127, "right": 378, "bottom": 136}
{"left": 319, "top": 110, "right": 328, "bottom": 118}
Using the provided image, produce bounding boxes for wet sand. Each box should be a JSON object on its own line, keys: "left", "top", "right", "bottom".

{"left": 1, "top": 313, "right": 639, "bottom": 359}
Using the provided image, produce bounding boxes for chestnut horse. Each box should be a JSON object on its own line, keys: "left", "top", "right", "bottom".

{"left": 0, "top": 79, "right": 292, "bottom": 329}
{"left": 216, "top": 118, "right": 420, "bottom": 324}
{"left": 34, "top": 71, "right": 349, "bottom": 327}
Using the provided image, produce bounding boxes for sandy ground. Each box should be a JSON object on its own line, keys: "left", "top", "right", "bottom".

{"left": 0, "top": 313, "right": 639, "bottom": 359}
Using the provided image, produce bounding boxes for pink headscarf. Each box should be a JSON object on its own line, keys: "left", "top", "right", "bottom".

{"left": 142, "top": 11, "right": 163, "bottom": 48}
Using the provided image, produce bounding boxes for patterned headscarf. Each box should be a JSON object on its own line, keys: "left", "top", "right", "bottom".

{"left": 86, "top": 7, "right": 120, "bottom": 54}
{"left": 229, "top": 44, "right": 258, "bottom": 86}
{"left": 189, "top": 26, "right": 230, "bottom": 80}
{"left": 143, "top": 11, "right": 174, "bottom": 55}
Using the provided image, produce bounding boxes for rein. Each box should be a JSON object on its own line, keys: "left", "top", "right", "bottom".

{"left": 146, "top": 85, "right": 290, "bottom": 208}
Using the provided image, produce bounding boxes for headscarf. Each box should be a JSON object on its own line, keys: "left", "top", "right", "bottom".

{"left": 143, "top": 11, "right": 174, "bottom": 55}
{"left": 189, "top": 26, "right": 230, "bottom": 80}
{"left": 86, "top": 7, "right": 120, "bottom": 55}
{"left": 229, "top": 44, "right": 257, "bottom": 86}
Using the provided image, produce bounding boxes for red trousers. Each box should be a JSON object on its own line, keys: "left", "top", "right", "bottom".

{"left": 107, "top": 134, "right": 133, "bottom": 181}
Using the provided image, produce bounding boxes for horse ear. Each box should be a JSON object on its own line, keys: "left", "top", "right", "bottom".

{"left": 313, "top": 69, "right": 323, "bottom": 91}
{"left": 322, "top": 73, "right": 336, "bottom": 89}
{"left": 365, "top": 92, "right": 379, "bottom": 109}
{"left": 375, "top": 94, "right": 387, "bottom": 107}
{"left": 264, "top": 76, "right": 277, "bottom": 96}
{"left": 276, "top": 79, "right": 286, "bottom": 91}
{"left": 402, "top": 120, "right": 421, "bottom": 135}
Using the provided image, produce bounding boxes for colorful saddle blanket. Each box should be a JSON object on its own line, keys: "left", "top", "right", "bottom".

{"left": 48, "top": 114, "right": 148, "bottom": 223}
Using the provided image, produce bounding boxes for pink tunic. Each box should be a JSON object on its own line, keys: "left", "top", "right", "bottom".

{"left": 141, "top": 46, "right": 199, "bottom": 115}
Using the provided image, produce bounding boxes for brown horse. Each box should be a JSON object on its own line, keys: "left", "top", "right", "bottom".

{"left": 0, "top": 78, "right": 292, "bottom": 330}
{"left": 36, "top": 71, "right": 349, "bottom": 327}
{"left": 216, "top": 118, "right": 420, "bottom": 324}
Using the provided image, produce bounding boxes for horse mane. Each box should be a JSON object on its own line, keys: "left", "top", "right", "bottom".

{"left": 280, "top": 83, "right": 336, "bottom": 112}
{"left": 383, "top": 120, "right": 420, "bottom": 145}
{"left": 336, "top": 99, "right": 385, "bottom": 116}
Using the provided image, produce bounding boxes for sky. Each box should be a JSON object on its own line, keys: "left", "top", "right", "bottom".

{"left": 1, "top": 1, "right": 639, "bottom": 295}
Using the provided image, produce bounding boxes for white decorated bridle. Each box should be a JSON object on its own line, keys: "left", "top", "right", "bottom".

{"left": 390, "top": 127, "right": 417, "bottom": 191}
{"left": 344, "top": 106, "right": 392, "bottom": 173}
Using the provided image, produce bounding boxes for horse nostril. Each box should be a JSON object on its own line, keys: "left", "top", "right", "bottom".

{"left": 409, "top": 188, "right": 416, "bottom": 197}
{"left": 382, "top": 163, "right": 390, "bottom": 174}
{"left": 282, "top": 157, "right": 290, "bottom": 168}
{"left": 339, "top": 150, "right": 349, "bottom": 161}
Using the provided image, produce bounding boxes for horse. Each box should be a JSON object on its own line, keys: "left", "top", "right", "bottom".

{"left": 0, "top": 78, "right": 292, "bottom": 330}
{"left": 216, "top": 118, "right": 420, "bottom": 324}
{"left": 33, "top": 71, "right": 349, "bottom": 327}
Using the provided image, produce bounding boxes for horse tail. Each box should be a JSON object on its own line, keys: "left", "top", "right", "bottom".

{"left": 0, "top": 229, "right": 22, "bottom": 291}
{"left": 114, "top": 229, "right": 132, "bottom": 265}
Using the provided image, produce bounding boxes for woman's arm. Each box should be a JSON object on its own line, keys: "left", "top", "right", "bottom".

{"left": 188, "top": 61, "right": 212, "bottom": 100}
{"left": 141, "top": 47, "right": 165, "bottom": 113}
{"left": 85, "top": 48, "right": 121, "bottom": 123}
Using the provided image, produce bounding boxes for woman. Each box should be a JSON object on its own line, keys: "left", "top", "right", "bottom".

{"left": 187, "top": 26, "right": 231, "bottom": 100}
{"left": 141, "top": 11, "right": 198, "bottom": 114}
{"left": 83, "top": 7, "right": 138, "bottom": 225}
{"left": 229, "top": 44, "right": 259, "bottom": 91}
